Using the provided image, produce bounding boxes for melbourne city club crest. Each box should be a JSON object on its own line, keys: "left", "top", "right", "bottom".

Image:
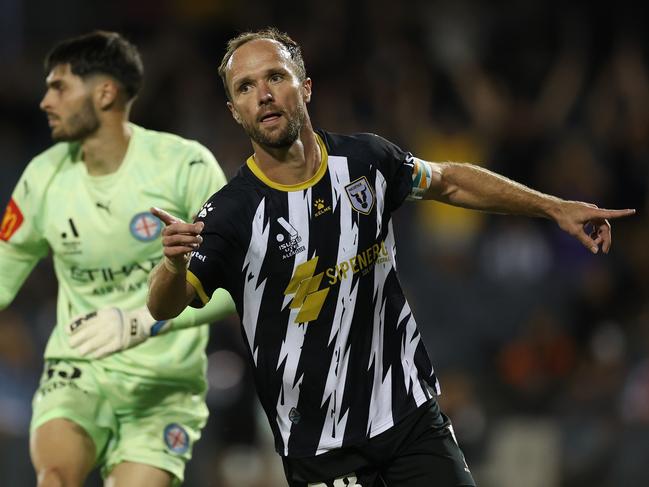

{"left": 345, "top": 176, "right": 375, "bottom": 215}
{"left": 163, "top": 423, "right": 190, "bottom": 454}
{"left": 129, "top": 211, "right": 162, "bottom": 241}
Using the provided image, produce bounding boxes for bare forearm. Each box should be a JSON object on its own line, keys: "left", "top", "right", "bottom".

{"left": 147, "top": 262, "right": 194, "bottom": 320}
{"left": 429, "top": 162, "right": 562, "bottom": 218}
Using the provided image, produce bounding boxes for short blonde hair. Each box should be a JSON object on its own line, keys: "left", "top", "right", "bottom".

{"left": 218, "top": 27, "right": 306, "bottom": 101}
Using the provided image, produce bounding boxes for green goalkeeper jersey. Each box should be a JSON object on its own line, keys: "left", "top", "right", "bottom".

{"left": 0, "top": 124, "right": 226, "bottom": 389}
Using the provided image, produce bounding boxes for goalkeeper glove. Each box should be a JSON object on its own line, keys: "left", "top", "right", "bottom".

{"left": 66, "top": 306, "right": 171, "bottom": 359}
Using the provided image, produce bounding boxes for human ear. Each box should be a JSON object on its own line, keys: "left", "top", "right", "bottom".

{"left": 227, "top": 102, "right": 242, "bottom": 125}
{"left": 302, "top": 78, "right": 312, "bottom": 103}
{"left": 95, "top": 79, "right": 118, "bottom": 110}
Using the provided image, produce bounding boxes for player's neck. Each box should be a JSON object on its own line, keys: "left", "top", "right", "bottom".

{"left": 80, "top": 120, "right": 132, "bottom": 176}
{"left": 251, "top": 123, "right": 321, "bottom": 186}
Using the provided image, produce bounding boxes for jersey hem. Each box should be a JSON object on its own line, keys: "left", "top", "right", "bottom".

{"left": 187, "top": 271, "right": 209, "bottom": 304}
{"left": 284, "top": 389, "right": 432, "bottom": 458}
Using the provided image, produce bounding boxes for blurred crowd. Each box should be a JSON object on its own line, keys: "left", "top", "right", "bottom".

{"left": 1, "top": 0, "right": 647, "bottom": 486}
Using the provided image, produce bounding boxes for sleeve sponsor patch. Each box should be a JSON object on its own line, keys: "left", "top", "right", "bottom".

{"left": 0, "top": 197, "right": 24, "bottom": 241}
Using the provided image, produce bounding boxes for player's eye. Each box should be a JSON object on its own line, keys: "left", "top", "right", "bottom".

{"left": 238, "top": 82, "right": 251, "bottom": 93}
{"left": 269, "top": 73, "right": 283, "bottom": 83}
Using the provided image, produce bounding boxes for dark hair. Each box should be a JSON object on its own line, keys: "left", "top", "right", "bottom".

{"left": 218, "top": 27, "right": 306, "bottom": 101}
{"left": 44, "top": 31, "right": 144, "bottom": 100}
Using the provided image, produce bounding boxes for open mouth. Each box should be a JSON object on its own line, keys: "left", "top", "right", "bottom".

{"left": 46, "top": 114, "right": 60, "bottom": 126}
{"left": 259, "top": 112, "right": 282, "bottom": 124}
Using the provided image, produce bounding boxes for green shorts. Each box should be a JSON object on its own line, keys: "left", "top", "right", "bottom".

{"left": 30, "top": 359, "right": 208, "bottom": 485}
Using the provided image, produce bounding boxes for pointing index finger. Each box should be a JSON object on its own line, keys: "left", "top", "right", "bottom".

{"left": 151, "top": 207, "right": 180, "bottom": 226}
{"left": 595, "top": 208, "right": 636, "bottom": 219}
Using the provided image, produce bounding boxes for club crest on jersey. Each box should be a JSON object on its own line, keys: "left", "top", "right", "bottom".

{"left": 163, "top": 423, "right": 190, "bottom": 454}
{"left": 0, "top": 197, "right": 24, "bottom": 241}
{"left": 345, "top": 177, "right": 374, "bottom": 215}
{"left": 129, "top": 212, "right": 162, "bottom": 242}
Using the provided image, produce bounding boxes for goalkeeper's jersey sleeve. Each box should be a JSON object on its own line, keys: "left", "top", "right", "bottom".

{"left": 0, "top": 124, "right": 227, "bottom": 388}
{"left": 0, "top": 149, "right": 56, "bottom": 308}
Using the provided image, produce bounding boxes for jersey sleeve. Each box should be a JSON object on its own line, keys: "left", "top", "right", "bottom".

{"left": 0, "top": 163, "right": 49, "bottom": 309}
{"left": 175, "top": 142, "right": 228, "bottom": 220}
{"left": 360, "top": 133, "right": 414, "bottom": 213}
{"left": 186, "top": 192, "right": 239, "bottom": 308}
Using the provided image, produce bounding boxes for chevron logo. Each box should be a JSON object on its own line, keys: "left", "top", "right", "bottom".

{"left": 284, "top": 256, "right": 330, "bottom": 324}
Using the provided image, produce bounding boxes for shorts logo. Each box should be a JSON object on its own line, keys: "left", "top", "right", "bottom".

{"left": 129, "top": 212, "right": 162, "bottom": 242}
{"left": 164, "top": 423, "right": 189, "bottom": 454}
{"left": 344, "top": 177, "right": 374, "bottom": 215}
{"left": 308, "top": 474, "right": 361, "bottom": 486}
{"left": 0, "top": 197, "right": 24, "bottom": 241}
{"left": 37, "top": 360, "right": 86, "bottom": 398}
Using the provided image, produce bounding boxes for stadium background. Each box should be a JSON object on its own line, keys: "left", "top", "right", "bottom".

{"left": 1, "top": 0, "right": 647, "bottom": 485}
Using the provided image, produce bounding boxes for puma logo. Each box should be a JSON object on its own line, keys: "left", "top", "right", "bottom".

{"left": 96, "top": 202, "right": 111, "bottom": 214}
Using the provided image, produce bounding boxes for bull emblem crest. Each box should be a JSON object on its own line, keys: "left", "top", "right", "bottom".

{"left": 345, "top": 176, "right": 375, "bottom": 215}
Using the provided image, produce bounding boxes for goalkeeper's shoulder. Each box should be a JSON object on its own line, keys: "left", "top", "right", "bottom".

{"left": 137, "top": 125, "right": 220, "bottom": 167}
{"left": 16, "top": 143, "right": 72, "bottom": 196}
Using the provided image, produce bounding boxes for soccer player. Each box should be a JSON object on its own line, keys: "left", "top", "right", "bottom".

{"left": 0, "top": 31, "right": 235, "bottom": 486}
{"left": 147, "top": 28, "right": 635, "bottom": 486}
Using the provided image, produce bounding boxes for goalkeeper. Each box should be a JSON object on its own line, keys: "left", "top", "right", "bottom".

{"left": 0, "top": 31, "right": 234, "bottom": 486}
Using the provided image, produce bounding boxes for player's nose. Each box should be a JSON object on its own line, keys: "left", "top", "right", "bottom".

{"left": 40, "top": 91, "right": 53, "bottom": 111}
{"left": 257, "top": 83, "right": 274, "bottom": 105}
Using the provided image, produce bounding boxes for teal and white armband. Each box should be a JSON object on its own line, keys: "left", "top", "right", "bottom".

{"left": 406, "top": 156, "right": 434, "bottom": 201}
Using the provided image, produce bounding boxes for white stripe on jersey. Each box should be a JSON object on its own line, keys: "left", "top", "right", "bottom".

{"left": 317, "top": 156, "right": 359, "bottom": 454}
{"left": 367, "top": 218, "right": 394, "bottom": 436}
{"left": 277, "top": 190, "right": 312, "bottom": 455}
{"left": 242, "top": 198, "right": 269, "bottom": 365}
{"left": 365, "top": 169, "right": 396, "bottom": 435}
{"left": 375, "top": 168, "right": 387, "bottom": 238}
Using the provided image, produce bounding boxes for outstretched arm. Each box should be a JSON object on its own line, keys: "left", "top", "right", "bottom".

{"left": 413, "top": 159, "right": 635, "bottom": 254}
{"left": 147, "top": 207, "right": 201, "bottom": 320}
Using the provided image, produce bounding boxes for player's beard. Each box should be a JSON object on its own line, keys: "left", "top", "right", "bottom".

{"left": 244, "top": 102, "right": 306, "bottom": 148}
{"left": 52, "top": 96, "right": 100, "bottom": 142}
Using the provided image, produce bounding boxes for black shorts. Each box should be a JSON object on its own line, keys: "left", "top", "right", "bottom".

{"left": 282, "top": 400, "right": 476, "bottom": 487}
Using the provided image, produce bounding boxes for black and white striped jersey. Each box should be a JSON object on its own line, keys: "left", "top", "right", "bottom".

{"left": 187, "top": 130, "right": 440, "bottom": 457}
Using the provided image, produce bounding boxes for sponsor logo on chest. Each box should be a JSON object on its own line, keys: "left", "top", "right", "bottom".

{"left": 275, "top": 217, "right": 306, "bottom": 260}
